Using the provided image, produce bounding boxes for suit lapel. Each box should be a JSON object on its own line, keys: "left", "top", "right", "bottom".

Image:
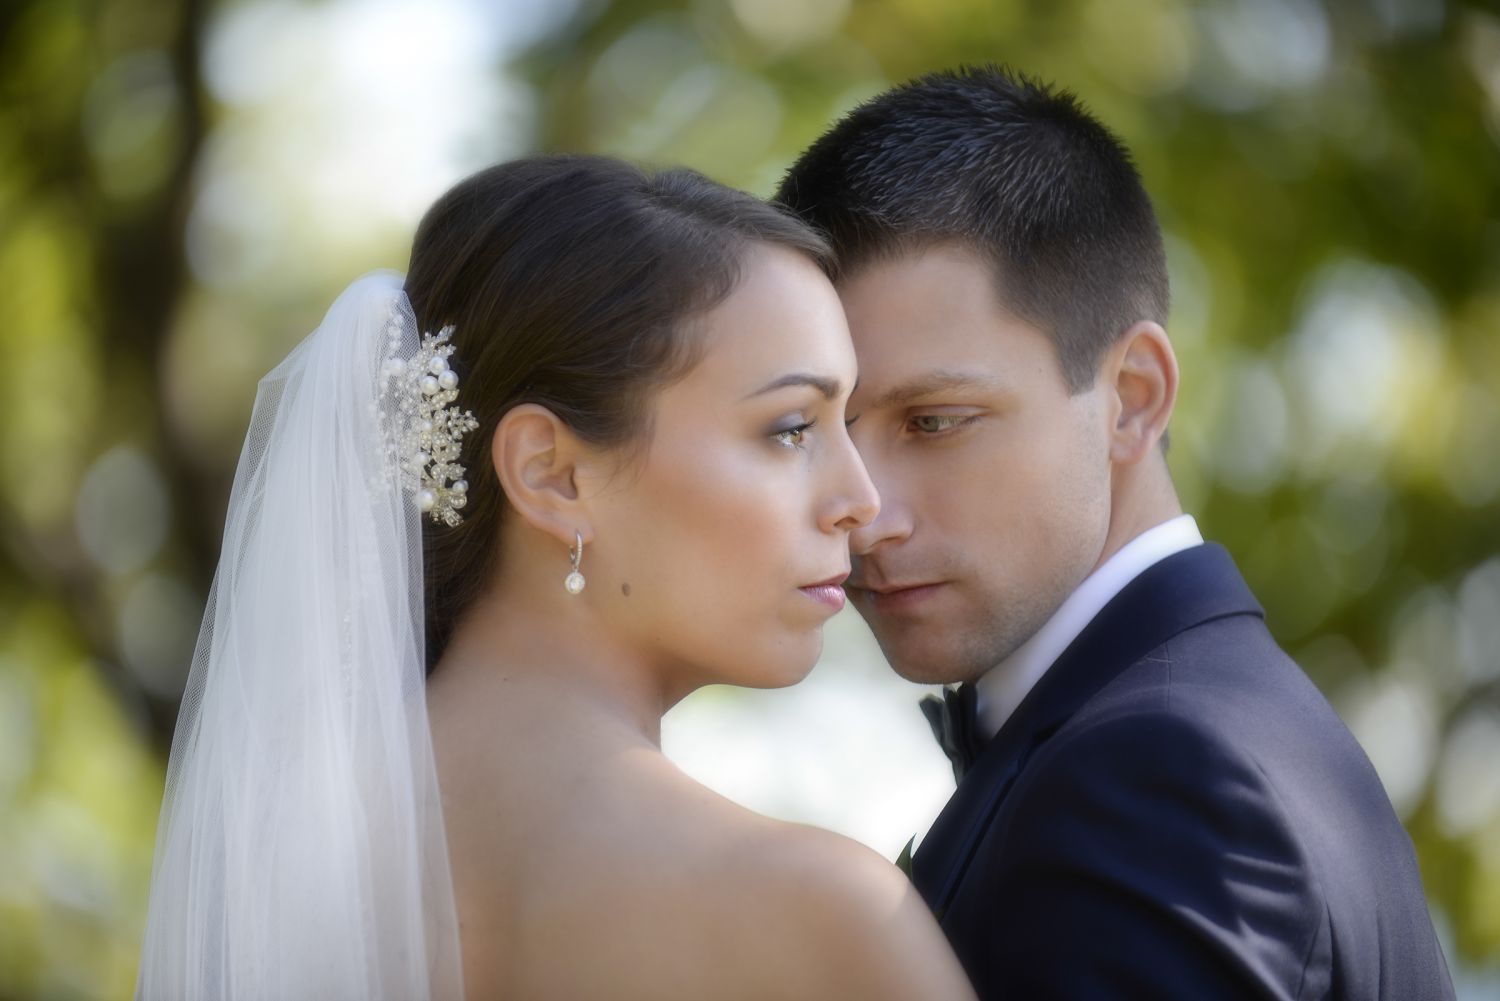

{"left": 911, "top": 543, "right": 1265, "bottom": 915}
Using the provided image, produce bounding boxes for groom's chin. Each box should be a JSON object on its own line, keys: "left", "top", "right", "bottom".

{"left": 890, "top": 658, "right": 978, "bottom": 687}
{"left": 851, "top": 596, "right": 979, "bottom": 685}
{"left": 870, "top": 631, "right": 981, "bottom": 687}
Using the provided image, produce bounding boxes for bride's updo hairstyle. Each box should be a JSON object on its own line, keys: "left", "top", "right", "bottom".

{"left": 405, "top": 154, "right": 831, "bottom": 672}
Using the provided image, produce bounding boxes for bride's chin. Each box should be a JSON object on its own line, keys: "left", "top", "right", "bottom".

{"left": 723, "top": 633, "right": 823, "bottom": 690}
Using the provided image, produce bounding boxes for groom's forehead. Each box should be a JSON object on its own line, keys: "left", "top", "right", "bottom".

{"left": 854, "top": 367, "right": 1015, "bottom": 410}
{"left": 856, "top": 336, "right": 1064, "bottom": 407}
{"left": 840, "top": 270, "right": 1051, "bottom": 394}
{"left": 835, "top": 243, "right": 1024, "bottom": 332}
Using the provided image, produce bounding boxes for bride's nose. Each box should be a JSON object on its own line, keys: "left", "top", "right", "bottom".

{"left": 820, "top": 436, "right": 880, "bottom": 533}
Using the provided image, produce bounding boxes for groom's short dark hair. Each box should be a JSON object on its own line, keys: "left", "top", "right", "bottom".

{"left": 775, "top": 65, "right": 1169, "bottom": 393}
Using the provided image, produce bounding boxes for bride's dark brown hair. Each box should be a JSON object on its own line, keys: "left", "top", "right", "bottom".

{"left": 405, "top": 154, "right": 831, "bottom": 672}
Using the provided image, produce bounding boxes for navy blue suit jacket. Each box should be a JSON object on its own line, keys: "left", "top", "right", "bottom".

{"left": 912, "top": 544, "right": 1454, "bottom": 999}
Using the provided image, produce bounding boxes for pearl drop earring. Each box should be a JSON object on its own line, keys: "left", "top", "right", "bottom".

{"left": 565, "top": 531, "right": 586, "bottom": 595}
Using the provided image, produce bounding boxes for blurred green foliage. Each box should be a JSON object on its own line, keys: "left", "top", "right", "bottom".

{"left": 1, "top": 0, "right": 1497, "bottom": 997}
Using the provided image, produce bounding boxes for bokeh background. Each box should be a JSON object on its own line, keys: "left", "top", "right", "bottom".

{"left": 3, "top": 0, "right": 1498, "bottom": 997}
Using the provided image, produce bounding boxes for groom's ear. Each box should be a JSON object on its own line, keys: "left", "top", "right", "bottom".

{"left": 1103, "top": 320, "right": 1178, "bottom": 465}
{"left": 491, "top": 404, "right": 594, "bottom": 547}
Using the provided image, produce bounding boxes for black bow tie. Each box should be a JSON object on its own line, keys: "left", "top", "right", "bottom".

{"left": 921, "top": 683, "right": 986, "bottom": 782}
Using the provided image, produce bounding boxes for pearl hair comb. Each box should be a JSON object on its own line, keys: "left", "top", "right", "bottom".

{"left": 378, "top": 304, "right": 480, "bottom": 527}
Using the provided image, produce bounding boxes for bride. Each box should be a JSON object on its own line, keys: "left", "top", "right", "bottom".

{"left": 136, "top": 154, "right": 976, "bottom": 1000}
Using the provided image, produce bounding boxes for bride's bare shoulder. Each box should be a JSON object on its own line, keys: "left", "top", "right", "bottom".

{"left": 427, "top": 689, "right": 974, "bottom": 1000}
{"left": 624, "top": 768, "right": 977, "bottom": 1001}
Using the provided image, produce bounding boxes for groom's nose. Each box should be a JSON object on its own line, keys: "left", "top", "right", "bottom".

{"left": 849, "top": 494, "right": 913, "bottom": 557}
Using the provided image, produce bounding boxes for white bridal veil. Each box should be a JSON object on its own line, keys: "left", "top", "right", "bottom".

{"left": 136, "top": 272, "right": 465, "bottom": 1000}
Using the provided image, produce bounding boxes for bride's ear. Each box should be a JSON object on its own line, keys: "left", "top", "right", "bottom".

{"left": 1104, "top": 320, "right": 1178, "bottom": 465}
{"left": 491, "top": 404, "right": 594, "bottom": 547}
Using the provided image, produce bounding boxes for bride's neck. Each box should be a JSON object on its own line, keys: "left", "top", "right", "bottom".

{"left": 432, "top": 578, "right": 676, "bottom": 748}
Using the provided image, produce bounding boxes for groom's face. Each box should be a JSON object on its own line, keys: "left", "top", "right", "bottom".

{"left": 841, "top": 242, "right": 1114, "bottom": 685}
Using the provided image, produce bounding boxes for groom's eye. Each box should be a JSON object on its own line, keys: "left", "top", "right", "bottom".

{"left": 907, "top": 414, "right": 976, "bottom": 434}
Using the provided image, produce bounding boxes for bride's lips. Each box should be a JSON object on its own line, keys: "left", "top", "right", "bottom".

{"left": 799, "top": 572, "right": 849, "bottom": 612}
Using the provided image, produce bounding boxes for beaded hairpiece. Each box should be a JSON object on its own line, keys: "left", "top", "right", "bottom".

{"left": 378, "top": 304, "right": 480, "bottom": 527}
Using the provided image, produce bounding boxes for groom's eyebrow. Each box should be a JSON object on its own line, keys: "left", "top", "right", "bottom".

{"left": 743, "top": 373, "right": 843, "bottom": 401}
{"left": 869, "top": 370, "right": 1005, "bottom": 410}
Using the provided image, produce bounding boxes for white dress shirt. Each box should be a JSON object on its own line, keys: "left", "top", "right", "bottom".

{"left": 975, "top": 514, "right": 1205, "bottom": 740}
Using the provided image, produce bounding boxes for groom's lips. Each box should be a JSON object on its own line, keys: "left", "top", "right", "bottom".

{"left": 849, "top": 579, "right": 947, "bottom": 613}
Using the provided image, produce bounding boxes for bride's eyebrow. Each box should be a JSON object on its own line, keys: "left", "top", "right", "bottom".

{"left": 742, "top": 373, "right": 843, "bottom": 401}
{"left": 868, "top": 370, "right": 1005, "bottom": 410}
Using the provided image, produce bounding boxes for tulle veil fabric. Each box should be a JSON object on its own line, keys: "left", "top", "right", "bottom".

{"left": 136, "top": 272, "right": 465, "bottom": 1000}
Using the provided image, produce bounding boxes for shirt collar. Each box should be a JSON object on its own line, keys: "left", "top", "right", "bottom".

{"left": 974, "top": 514, "right": 1205, "bottom": 740}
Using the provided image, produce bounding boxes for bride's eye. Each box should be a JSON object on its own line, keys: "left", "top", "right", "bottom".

{"left": 908, "top": 414, "right": 975, "bottom": 434}
{"left": 772, "top": 419, "right": 817, "bottom": 448}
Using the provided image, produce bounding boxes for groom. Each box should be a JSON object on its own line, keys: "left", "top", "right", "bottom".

{"left": 778, "top": 67, "right": 1455, "bottom": 999}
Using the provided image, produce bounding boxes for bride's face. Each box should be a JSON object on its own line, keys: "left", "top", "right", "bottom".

{"left": 579, "top": 243, "right": 878, "bottom": 691}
